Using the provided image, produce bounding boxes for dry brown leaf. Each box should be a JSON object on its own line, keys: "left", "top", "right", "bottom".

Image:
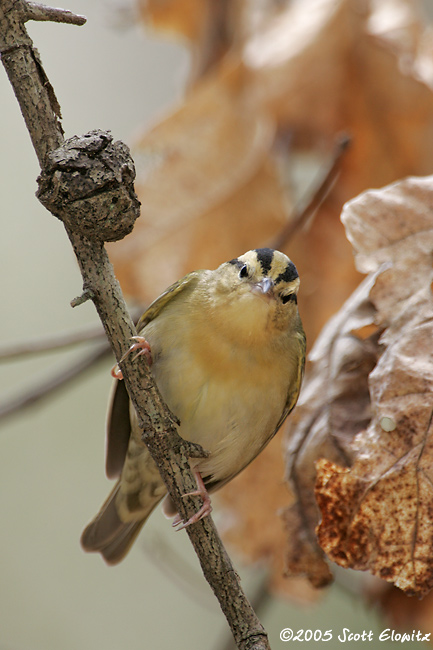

{"left": 114, "top": 0, "right": 433, "bottom": 298}
{"left": 342, "top": 175, "right": 433, "bottom": 325}
{"left": 244, "top": 0, "right": 433, "bottom": 197}
{"left": 137, "top": 0, "right": 286, "bottom": 79}
{"left": 313, "top": 176, "right": 433, "bottom": 597}
{"left": 282, "top": 273, "right": 380, "bottom": 586}
{"left": 244, "top": 0, "right": 352, "bottom": 136}
{"left": 139, "top": 0, "right": 209, "bottom": 42}
{"left": 119, "top": 0, "right": 433, "bottom": 306}
{"left": 283, "top": 176, "right": 433, "bottom": 596}
{"left": 108, "top": 64, "right": 289, "bottom": 300}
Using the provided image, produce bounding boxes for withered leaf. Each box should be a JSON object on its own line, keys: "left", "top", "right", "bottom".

{"left": 283, "top": 273, "right": 380, "bottom": 586}
{"left": 108, "top": 65, "right": 288, "bottom": 301}
{"left": 314, "top": 175, "right": 433, "bottom": 597}
{"left": 341, "top": 175, "right": 433, "bottom": 328}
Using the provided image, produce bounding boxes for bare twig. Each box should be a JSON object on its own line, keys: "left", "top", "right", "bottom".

{"left": 0, "top": 343, "right": 109, "bottom": 422}
{"left": 141, "top": 532, "right": 217, "bottom": 610}
{"left": 0, "top": 305, "right": 143, "bottom": 361}
{"left": 0, "top": 306, "right": 143, "bottom": 424}
{"left": 0, "top": 1, "right": 270, "bottom": 647}
{"left": 0, "top": 1, "right": 63, "bottom": 164}
{"left": 0, "top": 325, "right": 107, "bottom": 361}
{"left": 24, "top": 2, "right": 86, "bottom": 25}
{"left": 271, "top": 133, "right": 351, "bottom": 250}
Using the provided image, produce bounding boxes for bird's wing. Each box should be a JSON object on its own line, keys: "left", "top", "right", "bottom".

{"left": 105, "top": 379, "right": 131, "bottom": 479}
{"left": 105, "top": 270, "right": 202, "bottom": 479}
{"left": 274, "top": 328, "right": 306, "bottom": 431}
{"left": 136, "top": 271, "right": 202, "bottom": 331}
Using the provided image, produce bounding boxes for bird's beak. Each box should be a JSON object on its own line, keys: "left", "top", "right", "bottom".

{"left": 252, "top": 277, "right": 275, "bottom": 298}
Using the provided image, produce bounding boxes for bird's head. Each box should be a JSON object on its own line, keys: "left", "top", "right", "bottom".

{"left": 209, "top": 248, "right": 301, "bottom": 340}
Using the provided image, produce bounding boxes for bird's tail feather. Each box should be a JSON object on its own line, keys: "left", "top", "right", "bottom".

{"left": 81, "top": 481, "right": 162, "bottom": 565}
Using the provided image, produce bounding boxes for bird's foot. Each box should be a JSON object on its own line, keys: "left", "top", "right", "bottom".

{"left": 110, "top": 336, "right": 153, "bottom": 379}
{"left": 126, "top": 336, "right": 153, "bottom": 365}
{"left": 111, "top": 364, "right": 123, "bottom": 379}
{"left": 173, "top": 471, "right": 213, "bottom": 530}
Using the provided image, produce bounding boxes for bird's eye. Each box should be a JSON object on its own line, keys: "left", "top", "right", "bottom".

{"left": 281, "top": 293, "right": 297, "bottom": 305}
{"left": 239, "top": 265, "right": 249, "bottom": 279}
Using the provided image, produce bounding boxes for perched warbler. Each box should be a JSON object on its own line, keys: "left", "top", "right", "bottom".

{"left": 81, "top": 248, "right": 306, "bottom": 564}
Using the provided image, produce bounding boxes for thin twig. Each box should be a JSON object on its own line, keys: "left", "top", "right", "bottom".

{"left": 0, "top": 343, "right": 110, "bottom": 422}
{"left": 0, "top": 325, "right": 107, "bottom": 361}
{"left": 0, "top": 306, "right": 143, "bottom": 361}
{"left": 271, "top": 133, "right": 351, "bottom": 251}
{"left": 141, "top": 532, "right": 217, "bottom": 611}
{"left": 0, "top": 307, "right": 143, "bottom": 424}
{"left": 0, "top": 2, "right": 270, "bottom": 647}
{"left": 24, "top": 2, "right": 86, "bottom": 25}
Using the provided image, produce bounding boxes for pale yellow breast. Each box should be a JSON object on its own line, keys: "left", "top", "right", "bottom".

{"left": 143, "top": 293, "right": 296, "bottom": 484}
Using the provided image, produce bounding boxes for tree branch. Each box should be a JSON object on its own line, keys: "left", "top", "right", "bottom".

{"left": 0, "top": 323, "right": 107, "bottom": 360}
{"left": 271, "top": 133, "right": 351, "bottom": 250}
{"left": 0, "top": 343, "right": 109, "bottom": 422}
{"left": 24, "top": 2, "right": 86, "bottom": 25}
{"left": 0, "top": 1, "right": 270, "bottom": 647}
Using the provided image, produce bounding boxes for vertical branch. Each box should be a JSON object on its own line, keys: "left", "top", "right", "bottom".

{"left": 0, "top": 0, "right": 65, "bottom": 165}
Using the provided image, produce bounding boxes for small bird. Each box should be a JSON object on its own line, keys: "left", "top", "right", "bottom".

{"left": 81, "top": 248, "right": 306, "bottom": 564}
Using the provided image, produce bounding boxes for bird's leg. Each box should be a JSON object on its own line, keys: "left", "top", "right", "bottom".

{"left": 173, "top": 471, "right": 213, "bottom": 530}
{"left": 111, "top": 336, "right": 153, "bottom": 379}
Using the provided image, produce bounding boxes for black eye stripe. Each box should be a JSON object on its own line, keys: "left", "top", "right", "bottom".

{"left": 230, "top": 251, "right": 299, "bottom": 285}
{"left": 281, "top": 293, "right": 297, "bottom": 305}
{"left": 254, "top": 248, "right": 274, "bottom": 275}
{"left": 228, "top": 258, "right": 244, "bottom": 269}
{"left": 275, "top": 261, "right": 298, "bottom": 284}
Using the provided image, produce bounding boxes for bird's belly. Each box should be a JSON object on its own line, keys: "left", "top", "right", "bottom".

{"left": 149, "top": 342, "right": 288, "bottom": 484}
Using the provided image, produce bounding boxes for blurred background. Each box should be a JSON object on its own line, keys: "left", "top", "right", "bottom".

{"left": 1, "top": 0, "right": 433, "bottom": 648}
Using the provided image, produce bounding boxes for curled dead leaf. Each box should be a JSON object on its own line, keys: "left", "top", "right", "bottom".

{"left": 283, "top": 273, "right": 380, "bottom": 586}
{"left": 316, "top": 403, "right": 433, "bottom": 597}
{"left": 309, "top": 175, "right": 433, "bottom": 597}
{"left": 315, "top": 287, "right": 433, "bottom": 596}
{"left": 284, "top": 175, "right": 433, "bottom": 596}
{"left": 341, "top": 175, "right": 433, "bottom": 328}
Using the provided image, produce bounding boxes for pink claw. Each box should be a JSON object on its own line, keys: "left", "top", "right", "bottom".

{"left": 173, "top": 471, "right": 213, "bottom": 531}
{"left": 124, "top": 336, "right": 153, "bottom": 366}
{"left": 111, "top": 364, "right": 124, "bottom": 379}
{"left": 110, "top": 336, "right": 153, "bottom": 380}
